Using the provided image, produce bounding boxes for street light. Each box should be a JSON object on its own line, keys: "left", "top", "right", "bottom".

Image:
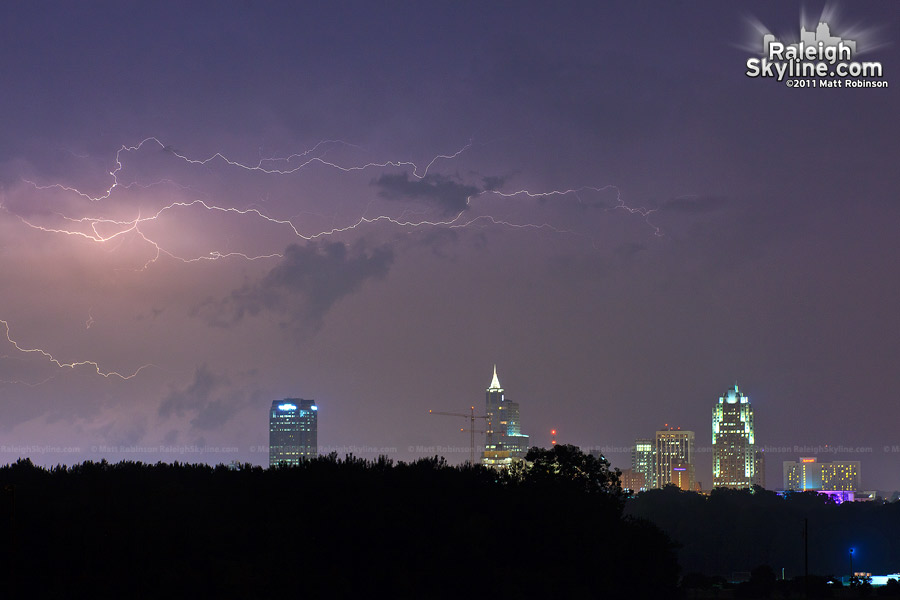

{"left": 849, "top": 548, "right": 855, "bottom": 584}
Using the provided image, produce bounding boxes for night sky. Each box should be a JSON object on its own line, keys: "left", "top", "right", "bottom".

{"left": 1, "top": 2, "right": 897, "bottom": 491}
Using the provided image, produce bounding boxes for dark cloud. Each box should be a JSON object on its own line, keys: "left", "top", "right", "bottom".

{"left": 481, "top": 175, "right": 508, "bottom": 192}
{"left": 373, "top": 172, "right": 479, "bottom": 215}
{"left": 95, "top": 417, "right": 148, "bottom": 448}
{"left": 196, "top": 240, "right": 393, "bottom": 330}
{"left": 158, "top": 365, "right": 248, "bottom": 431}
{"left": 191, "top": 397, "right": 240, "bottom": 430}
{"left": 159, "top": 364, "right": 223, "bottom": 420}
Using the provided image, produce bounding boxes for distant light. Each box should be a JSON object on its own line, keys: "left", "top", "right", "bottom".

{"left": 311, "top": 405, "right": 318, "bottom": 411}
{"left": 278, "top": 403, "right": 297, "bottom": 411}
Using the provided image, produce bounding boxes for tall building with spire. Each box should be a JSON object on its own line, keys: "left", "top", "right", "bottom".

{"left": 482, "top": 365, "right": 529, "bottom": 467}
{"left": 712, "top": 384, "right": 763, "bottom": 489}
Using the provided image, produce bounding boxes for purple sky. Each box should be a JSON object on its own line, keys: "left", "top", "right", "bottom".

{"left": 1, "top": 1, "right": 897, "bottom": 490}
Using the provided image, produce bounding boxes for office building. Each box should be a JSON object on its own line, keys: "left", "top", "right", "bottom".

{"left": 671, "top": 463, "right": 695, "bottom": 491}
{"left": 620, "top": 469, "right": 646, "bottom": 494}
{"left": 712, "top": 383, "right": 764, "bottom": 489}
{"left": 655, "top": 428, "right": 695, "bottom": 489}
{"left": 753, "top": 447, "right": 766, "bottom": 489}
{"left": 783, "top": 457, "right": 860, "bottom": 491}
{"left": 632, "top": 438, "right": 655, "bottom": 490}
{"left": 482, "top": 366, "right": 529, "bottom": 466}
{"left": 269, "top": 398, "right": 318, "bottom": 467}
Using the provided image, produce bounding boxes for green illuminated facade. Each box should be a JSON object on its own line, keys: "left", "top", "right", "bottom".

{"left": 632, "top": 438, "right": 655, "bottom": 490}
{"left": 712, "top": 384, "right": 764, "bottom": 489}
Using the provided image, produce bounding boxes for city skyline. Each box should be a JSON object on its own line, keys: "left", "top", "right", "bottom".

{"left": 0, "top": 2, "right": 897, "bottom": 491}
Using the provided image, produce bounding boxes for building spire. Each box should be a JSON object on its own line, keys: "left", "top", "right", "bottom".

{"left": 488, "top": 364, "right": 502, "bottom": 390}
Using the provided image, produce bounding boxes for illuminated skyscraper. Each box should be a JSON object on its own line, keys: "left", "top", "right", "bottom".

{"left": 655, "top": 428, "right": 694, "bottom": 489}
{"left": 482, "top": 366, "right": 529, "bottom": 467}
{"left": 712, "top": 384, "right": 763, "bottom": 489}
{"left": 783, "top": 457, "right": 860, "bottom": 491}
{"left": 632, "top": 438, "right": 655, "bottom": 490}
{"left": 269, "top": 399, "right": 318, "bottom": 467}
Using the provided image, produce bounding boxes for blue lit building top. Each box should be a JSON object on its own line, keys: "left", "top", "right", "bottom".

{"left": 269, "top": 398, "right": 318, "bottom": 467}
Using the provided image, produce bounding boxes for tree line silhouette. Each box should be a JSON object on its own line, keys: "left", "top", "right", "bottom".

{"left": 0, "top": 445, "right": 677, "bottom": 598}
{"left": 627, "top": 484, "right": 900, "bottom": 597}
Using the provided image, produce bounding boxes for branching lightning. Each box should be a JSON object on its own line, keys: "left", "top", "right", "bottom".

{"left": 1, "top": 136, "right": 662, "bottom": 383}
{"left": 488, "top": 186, "right": 661, "bottom": 237}
{"left": 22, "top": 136, "right": 471, "bottom": 204}
{"left": 11, "top": 138, "right": 660, "bottom": 262}
{"left": 1, "top": 320, "right": 152, "bottom": 380}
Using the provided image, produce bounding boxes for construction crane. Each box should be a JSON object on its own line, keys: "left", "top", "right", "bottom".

{"left": 428, "top": 406, "right": 488, "bottom": 466}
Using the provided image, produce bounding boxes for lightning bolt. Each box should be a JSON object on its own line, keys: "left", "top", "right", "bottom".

{"left": 1, "top": 136, "right": 664, "bottom": 383}
{"left": 22, "top": 136, "right": 473, "bottom": 204}
{"left": 11, "top": 139, "right": 661, "bottom": 265}
{"left": 488, "top": 185, "right": 661, "bottom": 237}
{"left": 1, "top": 320, "right": 152, "bottom": 380}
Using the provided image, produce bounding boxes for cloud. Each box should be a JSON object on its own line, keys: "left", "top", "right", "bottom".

{"left": 373, "top": 172, "right": 479, "bottom": 215}
{"left": 195, "top": 239, "right": 394, "bottom": 331}
{"left": 158, "top": 365, "right": 250, "bottom": 431}
{"left": 659, "top": 196, "right": 726, "bottom": 214}
{"left": 158, "top": 364, "right": 224, "bottom": 420}
{"left": 481, "top": 175, "right": 508, "bottom": 192}
{"left": 394, "top": 228, "right": 460, "bottom": 259}
{"left": 614, "top": 242, "right": 647, "bottom": 260}
{"left": 92, "top": 415, "right": 148, "bottom": 448}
